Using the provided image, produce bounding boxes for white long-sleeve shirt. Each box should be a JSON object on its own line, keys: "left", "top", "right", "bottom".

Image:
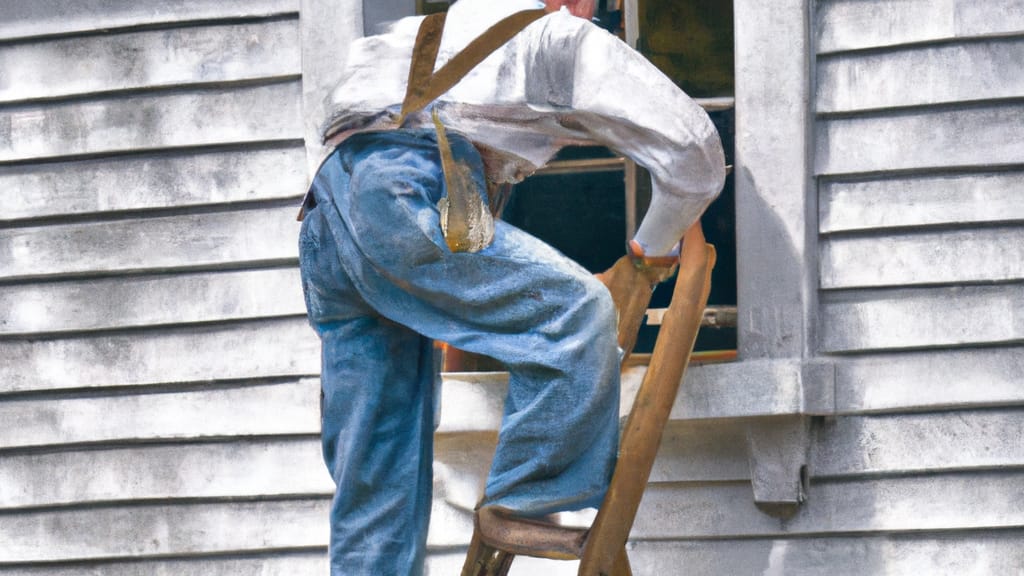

{"left": 319, "top": 0, "right": 726, "bottom": 255}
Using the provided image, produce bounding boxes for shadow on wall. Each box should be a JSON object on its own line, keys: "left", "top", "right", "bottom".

{"left": 733, "top": 165, "right": 808, "bottom": 360}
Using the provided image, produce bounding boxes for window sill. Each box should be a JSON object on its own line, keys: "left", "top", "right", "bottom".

{"left": 436, "top": 358, "right": 835, "bottom": 435}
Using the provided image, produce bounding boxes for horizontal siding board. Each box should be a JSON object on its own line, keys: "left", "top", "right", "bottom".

{"left": 0, "top": 19, "right": 300, "bottom": 104}
{"left": 815, "top": 103, "right": 1024, "bottom": 176}
{"left": 814, "top": 409, "right": 1024, "bottom": 477}
{"left": 816, "top": 0, "right": 1024, "bottom": 54}
{"left": 0, "top": 268, "right": 305, "bottom": 336}
{"left": 436, "top": 372, "right": 508, "bottom": 434}
{"left": 834, "top": 347, "right": 1024, "bottom": 414}
{"left": 820, "top": 285, "right": 1024, "bottom": 352}
{"left": 5, "top": 472, "right": 1022, "bottom": 563}
{"left": 0, "top": 0, "right": 299, "bottom": 41}
{"left": 0, "top": 145, "right": 307, "bottom": 222}
{"left": 821, "top": 226, "right": 1024, "bottom": 289}
{"left": 819, "top": 171, "right": 1024, "bottom": 233}
{"left": 651, "top": 420, "right": 750, "bottom": 483}
{"left": 441, "top": 408, "right": 1024, "bottom": 492}
{"left": 7, "top": 534, "right": 1020, "bottom": 576}
{"left": 0, "top": 439, "right": 332, "bottom": 509}
{"left": 438, "top": 410, "right": 1024, "bottom": 504}
{"left": 434, "top": 419, "right": 751, "bottom": 513}
{"left": 0, "top": 495, "right": 474, "bottom": 561}
{"left": 954, "top": 1, "right": 1024, "bottom": 40}
{"left": 0, "top": 499, "right": 330, "bottom": 563}
{"left": 0, "top": 317, "right": 319, "bottom": 394}
{"left": 0, "top": 81, "right": 302, "bottom": 163}
{"left": 0, "top": 206, "right": 302, "bottom": 281}
{"left": 632, "top": 471, "right": 1024, "bottom": 539}
{"left": 0, "top": 380, "right": 319, "bottom": 449}
{"left": 433, "top": 434, "right": 500, "bottom": 513}
{"left": 626, "top": 532, "right": 1024, "bottom": 576}
{"left": 0, "top": 555, "right": 329, "bottom": 576}
{"left": 816, "top": 37, "right": 1024, "bottom": 113}
{"left": 815, "top": 0, "right": 955, "bottom": 54}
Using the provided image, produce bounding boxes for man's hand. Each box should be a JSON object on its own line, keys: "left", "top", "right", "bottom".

{"left": 595, "top": 257, "right": 656, "bottom": 362}
{"left": 596, "top": 236, "right": 682, "bottom": 360}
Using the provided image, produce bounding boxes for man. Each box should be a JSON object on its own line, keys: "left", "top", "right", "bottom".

{"left": 298, "top": 0, "right": 725, "bottom": 573}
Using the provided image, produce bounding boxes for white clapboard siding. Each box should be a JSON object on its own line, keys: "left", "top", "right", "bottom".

{"left": 0, "top": 19, "right": 300, "bottom": 104}
{"left": 819, "top": 171, "right": 1024, "bottom": 233}
{"left": 816, "top": 0, "right": 1024, "bottom": 54}
{"left": 425, "top": 471, "right": 1024, "bottom": 546}
{"left": 648, "top": 420, "right": 750, "bottom": 483}
{"left": 0, "top": 145, "right": 307, "bottom": 222}
{"left": 0, "top": 268, "right": 305, "bottom": 336}
{"left": 0, "top": 317, "right": 319, "bottom": 394}
{"left": 438, "top": 407, "right": 1024, "bottom": 496}
{"left": 0, "top": 439, "right": 333, "bottom": 509}
{"left": 0, "top": 499, "right": 330, "bottom": 563}
{"left": 833, "top": 346, "right": 1024, "bottom": 414}
{"left": 0, "top": 380, "right": 320, "bottom": 450}
{"left": 815, "top": 103, "right": 1024, "bottom": 176}
{"left": 820, "top": 284, "right": 1024, "bottom": 353}
{"left": 0, "top": 0, "right": 299, "bottom": 41}
{"left": 814, "top": 409, "right": 1024, "bottom": 477}
{"left": 434, "top": 418, "right": 751, "bottom": 516}
{"left": 0, "top": 81, "right": 303, "bottom": 163}
{"left": 626, "top": 532, "right": 1024, "bottom": 576}
{"left": 816, "top": 37, "right": 1024, "bottom": 113}
{"left": 0, "top": 495, "right": 483, "bottom": 563}
{"left": 0, "top": 0, "right": 326, "bottom": 573}
{"left": 632, "top": 470, "right": 1024, "bottom": 539}
{"left": 28, "top": 516, "right": 1018, "bottom": 576}
{"left": 4, "top": 407, "right": 1000, "bottom": 565}
{"left": 0, "top": 206, "right": 301, "bottom": 281}
{"left": 428, "top": 533, "right": 1024, "bottom": 576}
{"left": 820, "top": 226, "right": 1024, "bottom": 289}
{"left": 0, "top": 555, "right": 329, "bottom": 576}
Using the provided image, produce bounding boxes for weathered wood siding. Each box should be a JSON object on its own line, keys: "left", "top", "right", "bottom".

{"left": 808, "top": 0, "right": 1024, "bottom": 573}
{"left": 0, "top": 1, "right": 333, "bottom": 573}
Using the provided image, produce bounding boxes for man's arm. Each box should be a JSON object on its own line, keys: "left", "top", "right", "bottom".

{"left": 530, "top": 13, "right": 727, "bottom": 256}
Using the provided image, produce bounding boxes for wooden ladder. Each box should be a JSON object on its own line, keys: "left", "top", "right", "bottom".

{"left": 461, "top": 223, "right": 716, "bottom": 576}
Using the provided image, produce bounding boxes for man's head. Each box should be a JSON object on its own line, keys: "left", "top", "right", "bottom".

{"left": 545, "top": 0, "right": 596, "bottom": 20}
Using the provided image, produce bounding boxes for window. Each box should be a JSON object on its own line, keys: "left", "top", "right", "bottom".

{"left": 404, "top": 0, "right": 739, "bottom": 365}
{"left": 504, "top": 0, "right": 738, "bottom": 355}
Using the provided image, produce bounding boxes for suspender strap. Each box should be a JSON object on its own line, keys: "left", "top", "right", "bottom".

{"left": 398, "top": 8, "right": 548, "bottom": 252}
{"left": 398, "top": 8, "right": 547, "bottom": 123}
{"left": 301, "top": 8, "right": 548, "bottom": 222}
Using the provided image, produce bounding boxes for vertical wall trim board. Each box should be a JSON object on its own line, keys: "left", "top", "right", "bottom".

{"left": 734, "top": 0, "right": 814, "bottom": 359}
{"left": 299, "top": 0, "right": 364, "bottom": 177}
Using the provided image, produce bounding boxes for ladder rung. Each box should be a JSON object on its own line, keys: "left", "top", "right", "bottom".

{"left": 646, "top": 305, "right": 737, "bottom": 327}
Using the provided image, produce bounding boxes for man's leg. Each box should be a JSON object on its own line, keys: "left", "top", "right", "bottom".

{"left": 317, "top": 131, "right": 621, "bottom": 519}
{"left": 300, "top": 205, "right": 435, "bottom": 576}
